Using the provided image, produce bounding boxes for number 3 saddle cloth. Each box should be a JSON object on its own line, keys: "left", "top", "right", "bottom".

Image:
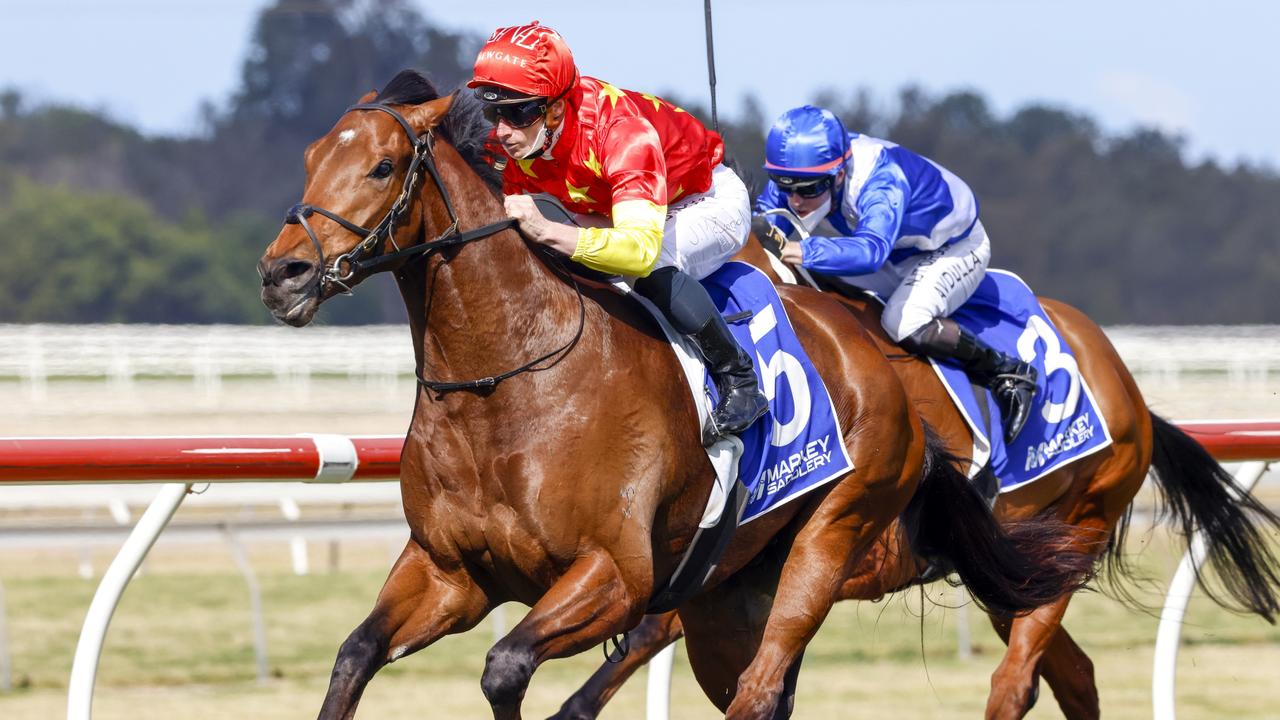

{"left": 923, "top": 269, "right": 1113, "bottom": 492}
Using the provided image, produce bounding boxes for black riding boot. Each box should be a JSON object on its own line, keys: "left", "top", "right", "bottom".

{"left": 902, "top": 318, "right": 1038, "bottom": 443}
{"left": 634, "top": 267, "right": 769, "bottom": 442}
{"left": 687, "top": 314, "right": 771, "bottom": 438}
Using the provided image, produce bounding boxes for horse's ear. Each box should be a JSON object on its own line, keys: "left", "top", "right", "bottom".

{"left": 357, "top": 90, "right": 377, "bottom": 104}
{"left": 403, "top": 94, "right": 455, "bottom": 134}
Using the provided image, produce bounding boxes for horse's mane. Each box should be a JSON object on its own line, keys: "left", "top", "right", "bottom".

{"left": 374, "top": 69, "right": 502, "bottom": 193}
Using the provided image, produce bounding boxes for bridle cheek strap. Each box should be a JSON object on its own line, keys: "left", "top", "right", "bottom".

{"left": 281, "top": 99, "right": 581, "bottom": 396}
{"left": 284, "top": 102, "right": 461, "bottom": 293}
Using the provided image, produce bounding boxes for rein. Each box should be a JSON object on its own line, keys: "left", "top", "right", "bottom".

{"left": 283, "top": 100, "right": 585, "bottom": 396}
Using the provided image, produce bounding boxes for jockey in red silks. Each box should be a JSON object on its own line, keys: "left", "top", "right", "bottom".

{"left": 469, "top": 22, "right": 767, "bottom": 440}
{"left": 757, "top": 106, "right": 1038, "bottom": 442}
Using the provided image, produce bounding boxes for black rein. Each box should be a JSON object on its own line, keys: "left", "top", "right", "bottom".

{"left": 282, "top": 100, "right": 585, "bottom": 396}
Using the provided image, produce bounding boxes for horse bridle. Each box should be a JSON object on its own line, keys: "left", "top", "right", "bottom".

{"left": 284, "top": 101, "right": 515, "bottom": 293}
{"left": 282, "top": 100, "right": 585, "bottom": 395}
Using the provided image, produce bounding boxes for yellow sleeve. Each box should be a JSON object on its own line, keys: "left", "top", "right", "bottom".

{"left": 570, "top": 199, "right": 667, "bottom": 277}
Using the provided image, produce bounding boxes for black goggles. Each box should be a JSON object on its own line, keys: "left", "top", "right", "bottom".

{"left": 481, "top": 98, "right": 548, "bottom": 129}
{"left": 771, "top": 175, "right": 833, "bottom": 199}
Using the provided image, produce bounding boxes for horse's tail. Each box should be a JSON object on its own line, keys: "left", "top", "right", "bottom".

{"left": 1140, "top": 412, "right": 1280, "bottom": 622}
{"left": 904, "top": 426, "right": 1098, "bottom": 616}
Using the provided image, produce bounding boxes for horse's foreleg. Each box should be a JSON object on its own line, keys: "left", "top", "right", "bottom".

{"left": 550, "top": 611, "right": 684, "bottom": 720}
{"left": 679, "top": 556, "right": 783, "bottom": 714}
{"left": 481, "top": 551, "right": 641, "bottom": 720}
{"left": 714, "top": 526, "right": 853, "bottom": 718}
{"left": 318, "top": 539, "right": 489, "bottom": 720}
{"left": 984, "top": 593, "right": 1073, "bottom": 720}
{"left": 724, "top": 474, "right": 908, "bottom": 718}
{"left": 1037, "top": 622, "right": 1100, "bottom": 720}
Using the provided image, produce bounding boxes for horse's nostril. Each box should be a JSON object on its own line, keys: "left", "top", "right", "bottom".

{"left": 262, "top": 258, "right": 316, "bottom": 288}
{"left": 281, "top": 260, "right": 314, "bottom": 281}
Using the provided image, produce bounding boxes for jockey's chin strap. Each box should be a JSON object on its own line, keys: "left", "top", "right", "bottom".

{"left": 282, "top": 100, "right": 584, "bottom": 396}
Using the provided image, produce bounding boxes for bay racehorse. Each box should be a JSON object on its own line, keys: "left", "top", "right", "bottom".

{"left": 257, "top": 70, "right": 1094, "bottom": 720}
{"left": 551, "top": 229, "right": 1280, "bottom": 720}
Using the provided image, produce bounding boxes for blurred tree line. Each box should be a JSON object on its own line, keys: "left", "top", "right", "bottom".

{"left": 1, "top": 0, "right": 1276, "bottom": 324}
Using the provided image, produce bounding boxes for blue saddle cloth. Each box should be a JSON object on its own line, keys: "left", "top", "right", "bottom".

{"left": 930, "top": 270, "right": 1113, "bottom": 491}
{"left": 699, "top": 262, "right": 854, "bottom": 524}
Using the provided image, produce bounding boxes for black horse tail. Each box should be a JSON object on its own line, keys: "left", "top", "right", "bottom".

{"left": 1135, "top": 412, "right": 1280, "bottom": 622}
{"left": 904, "top": 426, "right": 1099, "bottom": 616}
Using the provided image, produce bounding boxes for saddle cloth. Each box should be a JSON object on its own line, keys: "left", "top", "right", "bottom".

{"left": 764, "top": 250, "right": 1112, "bottom": 491}
{"left": 927, "top": 270, "right": 1113, "bottom": 491}
{"left": 619, "top": 261, "right": 854, "bottom": 524}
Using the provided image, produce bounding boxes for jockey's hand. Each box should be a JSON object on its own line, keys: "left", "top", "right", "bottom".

{"left": 780, "top": 239, "right": 804, "bottom": 266}
{"left": 752, "top": 215, "right": 788, "bottom": 257}
{"left": 504, "top": 194, "right": 579, "bottom": 256}
{"left": 504, "top": 194, "right": 549, "bottom": 237}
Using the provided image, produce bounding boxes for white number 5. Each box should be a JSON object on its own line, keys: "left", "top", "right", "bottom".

{"left": 748, "top": 304, "right": 812, "bottom": 446}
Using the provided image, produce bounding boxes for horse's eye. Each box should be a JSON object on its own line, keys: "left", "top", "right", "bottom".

{"left": 369, "top": 159, "right": 394, "bottom": 179}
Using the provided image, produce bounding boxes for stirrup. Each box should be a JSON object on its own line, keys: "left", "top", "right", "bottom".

{"left": 917, "top": 557, "right": 951, "bottom": 585}
{"left": 993, "top": 370, "right": 1037, "bottom": 443}
{"left": 602, "top": 633, "right": 629, "bottom": 663}
{"left": 994, "top": 371, "right": 1036, "bottom": 388}
{"left": 701, "top": 414, "right": 725, "bottom": 447}
{"left": 700, "top": 394, "right": 768, "bottom": 446}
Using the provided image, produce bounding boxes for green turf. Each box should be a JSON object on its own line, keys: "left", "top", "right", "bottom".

{"left": 0, "top": 528, "right": 1277, "bottom": 718}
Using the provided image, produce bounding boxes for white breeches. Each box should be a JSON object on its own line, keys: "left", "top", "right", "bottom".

{"left": 838, "top": 220, "right": 992, "bottom": 341}
{"left": 656, "top": 164, "right": 751, "bottom": 280}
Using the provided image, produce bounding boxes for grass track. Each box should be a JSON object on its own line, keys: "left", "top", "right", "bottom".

{"left": 1, "top": 530, "right": 1278, "bottom": 718}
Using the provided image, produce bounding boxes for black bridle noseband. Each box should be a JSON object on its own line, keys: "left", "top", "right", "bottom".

{"left": 283, "top": 100, "right": 584, "bottom": 395}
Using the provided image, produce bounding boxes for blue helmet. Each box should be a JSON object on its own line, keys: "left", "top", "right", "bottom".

{"left": 764, "top": 105, "right": 851, "bottom": 179}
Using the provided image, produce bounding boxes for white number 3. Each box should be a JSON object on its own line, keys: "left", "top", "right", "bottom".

{"left": 1015, "top": 315, "right": 1080, "bottom": 424}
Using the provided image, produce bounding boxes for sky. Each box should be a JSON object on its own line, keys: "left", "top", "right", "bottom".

{"left": 1, "top": 0, "right": 1277, "bottom": 168}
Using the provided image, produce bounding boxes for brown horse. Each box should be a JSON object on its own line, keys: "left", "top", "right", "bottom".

{"left": 256, "top": 71, "right": 1093, "bottom": 720}
{"left": 552, "top": 232, "right": 1280, "bottom": 719}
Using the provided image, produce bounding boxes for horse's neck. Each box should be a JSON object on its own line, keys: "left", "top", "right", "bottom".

{"left": 399, "top": 146, "right": 575, "bottom": 394}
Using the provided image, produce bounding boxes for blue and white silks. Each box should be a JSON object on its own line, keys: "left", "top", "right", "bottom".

{"left": 699, "top": 263, "right": 854, "bottom": 524}
{"left": 926, "top": 270, "right": 1113, "bottom": 491}
{"left": 756, "top": 133, "right": 978, "bottom": 279}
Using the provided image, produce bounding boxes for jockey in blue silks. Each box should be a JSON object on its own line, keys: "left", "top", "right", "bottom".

{"left": 755, "top": 105, "right": 1037, "bottom": 442}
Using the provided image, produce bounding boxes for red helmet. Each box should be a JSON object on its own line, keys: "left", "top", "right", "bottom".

{"left": 467, "top": 22, "right": 577, "bottom": 101}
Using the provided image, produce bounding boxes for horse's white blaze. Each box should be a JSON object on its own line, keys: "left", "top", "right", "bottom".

{"left": 338, "top": 129, "right": 357, "bottom": 144}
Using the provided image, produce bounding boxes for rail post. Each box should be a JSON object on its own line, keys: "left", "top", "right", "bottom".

{"left": 1151, "top": 459, "right": 1270, "bottom": 720}
{"left": 67, "top": 482, "right": 191, "bottom": 720}
{"left": 646, "top": 643, "right": 676, "bottom": 720}
{"left": 0, "top": 578, "right": 11, "bottom": 691}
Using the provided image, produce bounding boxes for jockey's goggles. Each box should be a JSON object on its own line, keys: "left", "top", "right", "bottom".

{"left": 771, "top": 174, "right": 833, "bottom": 199}
{"left": 480, "top": 97, "right": 548, "bottom": 129}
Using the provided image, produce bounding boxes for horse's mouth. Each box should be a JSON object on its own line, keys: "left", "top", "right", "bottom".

{"left": 284, "top": 293, "right": 319, "bottom": 326}
{"left": 264, "top": 290, "right": 320, "bottom": 327}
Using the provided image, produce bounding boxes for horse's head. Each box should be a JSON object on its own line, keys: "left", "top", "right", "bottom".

{"left": 258, "top": 75, "right": 455, "bottom": 326}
